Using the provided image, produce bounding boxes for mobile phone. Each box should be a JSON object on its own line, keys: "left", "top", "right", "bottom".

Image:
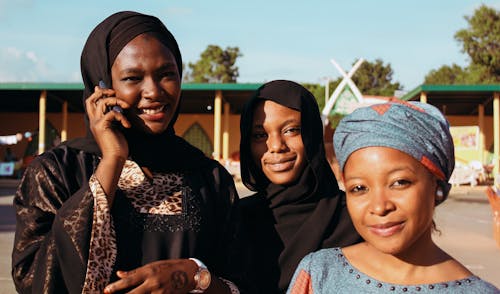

{"left": 98, "top": 80, "right": 124, "bottom": 129}
{"left": 99, "top": 80, "right": 124, "bottom": 114}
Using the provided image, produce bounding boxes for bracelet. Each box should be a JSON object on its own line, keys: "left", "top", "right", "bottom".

{"left": 219, "top": 278, "right": 240, "bottom": 294}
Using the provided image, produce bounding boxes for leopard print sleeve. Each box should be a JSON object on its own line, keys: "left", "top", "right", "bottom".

{"left": 82, "top": 174, "right": 117, "bottom": 293}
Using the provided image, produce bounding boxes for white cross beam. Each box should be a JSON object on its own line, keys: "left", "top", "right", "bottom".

{"left": 321, "top": 58, "right": 364, "bottom": 118}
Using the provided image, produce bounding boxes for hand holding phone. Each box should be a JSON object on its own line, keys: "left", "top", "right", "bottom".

{"left": 99, "top": 80, "right": 124, "bottom": 114}
{"left": 99, "top": 80, "right": 125, "bottom": 129}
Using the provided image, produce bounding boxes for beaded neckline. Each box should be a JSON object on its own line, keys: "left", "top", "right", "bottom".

{"left": 333, "top": 248, "right": 480, "bottom": 292}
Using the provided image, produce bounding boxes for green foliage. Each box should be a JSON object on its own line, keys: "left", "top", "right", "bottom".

{"left": 186, "top": 45, "right": 242, "bottom": 83}
{"left": 302, "top": 83, "right": 326, "bottom": 110}
{"left": 424, "top": 64, "right": 468, "bottom": 84}
{"left": 302, "top": 59, "right": 401, "bottom": 117}
{"left": 425, "top": 5, "right": 500, "bottom": 84}
{"left": 455, "top": 5, "right": 500, "bottom": 77}
{"left": 351, "top": 59, "right": 401, "bottom": 96}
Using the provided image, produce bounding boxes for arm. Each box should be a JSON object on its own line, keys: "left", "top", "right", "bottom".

{"left": 12, "top": 151, "right": 95, "bottom": 293}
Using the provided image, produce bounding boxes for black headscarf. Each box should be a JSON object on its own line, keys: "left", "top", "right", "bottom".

{"left": 239, "top": 80, "right": 360, "bottom": 291}
{"left": 65, "top": 11, "right": 206, "bottom": 171}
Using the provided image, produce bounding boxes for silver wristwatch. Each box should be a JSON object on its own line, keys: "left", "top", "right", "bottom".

{"left": 189, "top": 258, "right": 211, "bottom": 293}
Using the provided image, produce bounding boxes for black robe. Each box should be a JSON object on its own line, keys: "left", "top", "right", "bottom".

{"left": 12, "top": 145, "right": 242, "bottom": 293}
{"left": 238, "top": 80, "right": 362, "bottom": 293}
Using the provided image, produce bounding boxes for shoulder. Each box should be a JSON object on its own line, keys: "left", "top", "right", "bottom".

{"left": 27, "top": 145, "right": 89, "bottom": 172}
{"left": 299, "top": 247, "right": 345, "bottom": 271}
{"left": 464, "top": 277, "right": 500, "bottom": 293}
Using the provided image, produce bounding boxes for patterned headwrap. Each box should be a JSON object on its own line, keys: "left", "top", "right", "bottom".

{"left": 333, "top": 100, "right": 455, "bottom": 199}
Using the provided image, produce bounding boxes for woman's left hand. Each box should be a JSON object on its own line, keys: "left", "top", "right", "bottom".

{"left": 104, "top": 259, "right": 197, "bottom": 294}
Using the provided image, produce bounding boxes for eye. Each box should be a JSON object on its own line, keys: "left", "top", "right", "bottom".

{"left": 391, "top": 179, "right": 411, "bottom": 188}
{"left": 121, "top": 75, "right": 142, "bottom": 82}
{"left": 348, "top": 184, "right": 367, "bottom": 194}
{"left": 283, "top": 126, "right": 301, "bottom": 136}
{"left": 160, "top": 70, "right": 178, "bottom": 80}
{"left": 251, "top": 132, "right": 267, "bottom": 141}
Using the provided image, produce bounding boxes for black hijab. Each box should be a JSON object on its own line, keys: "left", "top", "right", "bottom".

{"left": 239, "top": 80, "right": 360, "bottom": 291}
{"left": 65, "top": 11, "right": 206, "bottom": 171}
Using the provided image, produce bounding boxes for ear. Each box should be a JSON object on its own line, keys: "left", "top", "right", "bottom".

{"left": 435, "top": 186, "right": 444, "bottom": 205}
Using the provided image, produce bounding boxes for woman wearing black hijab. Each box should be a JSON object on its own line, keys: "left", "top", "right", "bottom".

{"left": 12, "top": 11, "right": 242, "bottom": 294}
{"left": 238, "top": 80, "right": 361, "bottom": 293}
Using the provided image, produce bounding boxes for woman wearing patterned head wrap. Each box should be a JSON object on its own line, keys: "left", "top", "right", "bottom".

{"left": 238, "top": 80, "right": 361, "bottom": 293}
{"left": 12, "top": 11, "right": 243, "bottom": 294}
{"left": 288, "top": 100, "right": 499, "bottom": 293}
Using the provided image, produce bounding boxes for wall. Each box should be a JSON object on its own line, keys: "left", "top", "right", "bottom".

{"left": 0, "top": 112, "right": 242, "bottom": 162}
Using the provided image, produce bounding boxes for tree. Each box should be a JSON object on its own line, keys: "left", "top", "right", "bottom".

{"left": 351, "top": 59, "right": 401, "bottom": 96}
{"left": 424, "top": 5, "right": 500, "bottom": 84}
{"left": 455, "top": 5, "right": 500, "bottom": 77}
{"left": 424, "top": 64, "right": 467, "bottom": 84}
{"left": 186, "top": 45, "right": 242, "bottom": 83}
{"left": 302, "top": 59, "right": 400, "bottom": 117}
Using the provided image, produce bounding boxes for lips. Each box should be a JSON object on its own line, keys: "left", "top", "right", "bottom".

{"left": 264, "top": 157, "right": 296, "bottom": 172}
{"left": 140, "top": 104, "right": 166, "bottom": 114}
{"left": 368, "top": 221, "right": 405, "bottom": 237}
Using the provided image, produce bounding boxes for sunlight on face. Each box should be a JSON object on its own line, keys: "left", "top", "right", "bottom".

{"left": 343, "top": 146, "right": 438, "bottom": 256}
{"left": 250, "top": 100, "right": 307, "bottom": 186}
{"left": 111, "top": 33, "right": 181, "bottom": 134}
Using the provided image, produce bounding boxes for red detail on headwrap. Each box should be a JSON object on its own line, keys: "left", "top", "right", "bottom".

{"left": 371, "top": 104, "right": 392, "bottom": 115}
{"left": 371, "top": 98, "right": 427, "bottom": 115}
{"left": 420, "top": 155, "right": 445, "bottom": 180}
{"left": 387, "top": 98, "right": 426, "bottom": 113}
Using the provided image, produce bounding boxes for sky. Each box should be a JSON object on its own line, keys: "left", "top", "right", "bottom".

{"left": 0, "top": 0, "right": 499, "bottom": 92}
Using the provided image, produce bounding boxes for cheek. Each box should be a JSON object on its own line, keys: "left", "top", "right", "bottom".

{"left": 250, "top": 142, "right": 265, "bottom": 167}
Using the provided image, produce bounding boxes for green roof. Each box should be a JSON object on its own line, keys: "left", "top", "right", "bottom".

{"left": 402, "top": 84, "right": 500, "bottom": 101}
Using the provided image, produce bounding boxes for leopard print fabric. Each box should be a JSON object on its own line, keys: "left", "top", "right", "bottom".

{"left": 83, "top": 174, "right": 117, "bottom": 293}
{"left": 118, "top": 160, "right": 183, "bottom": 215}
{"left": 83, "top": 160, "right": 190, "bottom": 293}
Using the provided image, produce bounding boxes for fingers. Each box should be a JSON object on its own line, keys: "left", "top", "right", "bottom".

{"left": 85, "top": 86, "right": 131, "bottom": 129}
{"left": 104, "top": 260, "right": 195, "bottom": 294}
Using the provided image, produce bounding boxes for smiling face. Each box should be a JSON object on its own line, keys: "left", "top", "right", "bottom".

{"left": 343, "top": 146, "right": 438, "bottom": 256}
{"left": 250, "top": 100, "right": 307, "bottom": 186}
{"left": 111, "top": 33, "right": 181, "bottom": 134}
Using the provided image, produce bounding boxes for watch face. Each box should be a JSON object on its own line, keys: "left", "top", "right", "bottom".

{"left": 198, "top": 268, "right": 211, "bottom": 290}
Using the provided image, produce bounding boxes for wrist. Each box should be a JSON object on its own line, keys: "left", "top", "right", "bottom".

{"left": 189, "top": 258, "right": 211, "bottom": 293}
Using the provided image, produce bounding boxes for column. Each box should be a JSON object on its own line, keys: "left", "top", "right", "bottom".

{"left": 419, "top": 92, "right": 427, "bottom": 103}
{"left": 61, "top": 100, "right": 68, "bottom": 142}
{"left": 223, "top": 102, "right": 230, "bottom": 162}
{"left": 494, "top": 92, "right": 500, "bottom": 184}
{"left": 38, "top": 90, "right": 47, "bottom": 155}
{"left": 213, "top": 90, "right": 222, "bottom": 161}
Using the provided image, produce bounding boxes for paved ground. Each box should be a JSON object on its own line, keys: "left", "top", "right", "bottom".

{"left": 0, "top": 181, "right": 499, "bottom": 293}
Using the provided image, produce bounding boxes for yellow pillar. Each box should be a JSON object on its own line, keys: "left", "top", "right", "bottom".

{"left": 479, "top": 104, "right": 485, "bottom": 163}
{"left": 494, "top": 92, "right": 500, "bottom": 184}
{"left": 38, "top": 90, "right": 47, "bottom": 155}
{"left": 420, "top": 92, "right": 427, "bottom": 103}
{"left": 223, "top": 102, "right": 230, "bottom": 162}
{"left": 61, "top": 101, "right": 68, "bottom": 142}
{"left": 213, "top": 90, "right": 222, "bottom": 161}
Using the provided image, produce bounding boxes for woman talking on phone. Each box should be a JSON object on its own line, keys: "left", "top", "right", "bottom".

{"left": 12, "top": 11, "right": 242, "bottom": 294}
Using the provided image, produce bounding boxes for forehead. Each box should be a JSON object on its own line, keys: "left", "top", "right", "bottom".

{"left": 113, "top": 33, "right": 177, "bottom": 66}
{"left": 252, "top": 100, "right": 301, "bottom": 124}
{"left": 345, "top": 147, "right": 432, "bottom": 175}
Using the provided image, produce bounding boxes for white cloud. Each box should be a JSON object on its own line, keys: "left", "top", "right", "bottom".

{"left": 0, "top": 47, "right": 53, "bottom": 82}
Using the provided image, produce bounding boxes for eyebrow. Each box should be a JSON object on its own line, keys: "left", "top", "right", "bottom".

{"left": 118, "top": 62, "right": 177, "bottom": 75}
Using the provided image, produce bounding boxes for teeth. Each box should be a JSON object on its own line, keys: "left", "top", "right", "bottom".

{"left": 142, "top": 105, "right": 165, "bottom": 114}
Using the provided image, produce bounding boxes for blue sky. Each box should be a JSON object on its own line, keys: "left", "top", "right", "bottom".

{"left": 0, "top": 0, "right": 498, "bottom": 91}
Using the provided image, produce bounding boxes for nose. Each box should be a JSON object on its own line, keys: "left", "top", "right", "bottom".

{"left": 267, "top": 133, "right": 287, "bottom": 153}
{"left": 369, "top": 188, "right": 396, "bottom": 216}
{"left": 142, "top": 77, "right": 163, "bottom": 100}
